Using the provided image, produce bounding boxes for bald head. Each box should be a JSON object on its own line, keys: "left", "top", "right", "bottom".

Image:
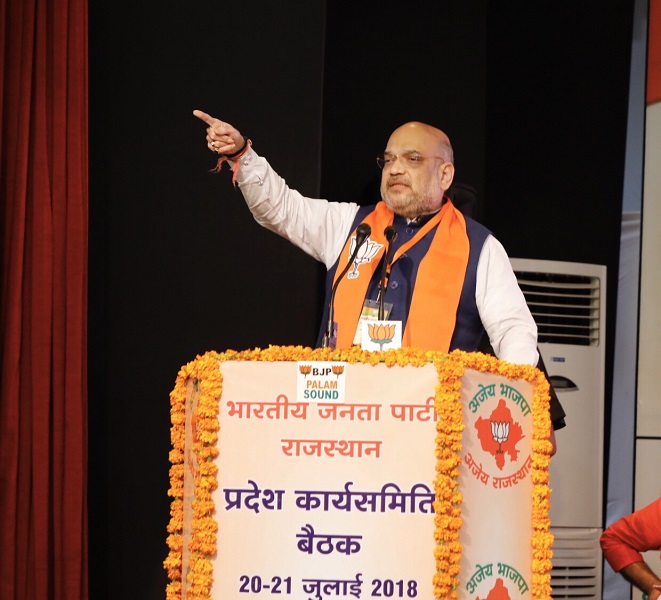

{"left": 387, "top": 122, "right": 454, "bottom": 164}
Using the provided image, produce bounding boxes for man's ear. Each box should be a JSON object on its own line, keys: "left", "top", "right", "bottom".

{"left": 440, "top": 162, "right": 455, "bottom": 190}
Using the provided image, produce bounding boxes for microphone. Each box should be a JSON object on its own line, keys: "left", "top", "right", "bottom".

{"left": 378, "top": 225, "right": 398, "bottom": 320}
{"left": 322, "top": 223, "right": 372, "bottom": 348}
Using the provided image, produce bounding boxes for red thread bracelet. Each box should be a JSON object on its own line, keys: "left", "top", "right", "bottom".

{"left": 211, "top": 138, "right": 252, "bottom": 185}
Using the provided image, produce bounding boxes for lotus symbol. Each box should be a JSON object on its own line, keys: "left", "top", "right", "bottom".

{"left": 331, "top": 365, "right": 344, "bottom": 378}
{"left": 490, "top": 420, "right": 510, "bottom": 454}
{"left": 299, "top": 365, "right": 312, "bottom": 377}
{"left": 367, "top": 323, "right": 396, "bottom": 350}
{"left": 347, "top": 237, "right": 382, "bottom": 279}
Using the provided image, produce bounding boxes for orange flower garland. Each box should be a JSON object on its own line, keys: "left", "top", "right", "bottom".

{"left": 430, "top": 353, "right": 466, "bottom": 599}
{"left": 164, "top": 346, "right": 553, "bottom": 600}
{"left": 165, "top": 351, "right": 223, "bottom": 600}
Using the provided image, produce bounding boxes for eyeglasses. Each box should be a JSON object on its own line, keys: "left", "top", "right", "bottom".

{"left": 376, "top": 152, "right": 446, "bottom": 169}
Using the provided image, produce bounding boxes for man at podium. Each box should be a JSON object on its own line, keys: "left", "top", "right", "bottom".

{"left": 193, "top": 109, "right": 565, "bottom": 449}
{"left": 194, "top": 110, "right": 539, "bottom": 359}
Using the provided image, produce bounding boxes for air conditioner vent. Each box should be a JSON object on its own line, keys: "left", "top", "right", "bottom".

{"left": 513, "top": 271, "right": 602, "bottom": 346}
{"left": 549, "top": 527, "right": 603, "bottom": 599}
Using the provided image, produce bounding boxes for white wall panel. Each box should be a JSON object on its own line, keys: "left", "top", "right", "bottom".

{"left": 637, "top": 102, "right": 661, "bottom": 437}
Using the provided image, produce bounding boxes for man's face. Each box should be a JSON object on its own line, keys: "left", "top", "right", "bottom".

{"left": 379, "top": 125, "right": 452, "bottom": 219}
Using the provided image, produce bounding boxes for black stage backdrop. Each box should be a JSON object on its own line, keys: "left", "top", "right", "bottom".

{"left": 88, "top": 1, "right": 633, "bottom": 598}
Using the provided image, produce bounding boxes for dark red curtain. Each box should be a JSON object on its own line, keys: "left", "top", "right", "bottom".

{"left": 0, "top": 0, "right": 89, "bottom": 598}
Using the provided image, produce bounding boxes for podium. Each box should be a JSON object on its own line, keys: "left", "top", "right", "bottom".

{"left": 164, "top": 346, "right": 554, "bottom": 600}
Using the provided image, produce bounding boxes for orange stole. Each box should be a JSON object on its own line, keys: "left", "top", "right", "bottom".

{"left": 332, "top": 200, "right": 470, "bottom": 351}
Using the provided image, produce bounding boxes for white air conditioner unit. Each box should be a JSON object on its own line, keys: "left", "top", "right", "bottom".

{"left": 510, "top": 258, "right": 607, "bottom": 600}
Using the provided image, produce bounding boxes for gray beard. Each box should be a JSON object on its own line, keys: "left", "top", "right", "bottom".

{"left": 382, "top": 190, "right": 442, "bottom": 219}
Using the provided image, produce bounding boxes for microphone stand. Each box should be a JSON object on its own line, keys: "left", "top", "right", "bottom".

{"left": 322, "top": 223, "right": 371, "bottom": 349}
{"left": 378, "top": 226, "right": 398, "bottom": 320}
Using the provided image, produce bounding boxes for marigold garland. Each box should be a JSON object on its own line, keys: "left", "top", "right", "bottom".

{"left": 164, "top": 346, "right": 553, "bottom": 600}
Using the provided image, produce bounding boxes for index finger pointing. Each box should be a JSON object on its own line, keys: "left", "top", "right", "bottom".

{"left": 193, "top": 109, "right": 218, "bottom": 126}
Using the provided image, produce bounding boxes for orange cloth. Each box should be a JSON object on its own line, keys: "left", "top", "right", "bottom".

{"left": 332, "top": 200, "right": 470, "bottom": 350}
{"left": 601, "top": 496, "right": 661, "bottom": 572}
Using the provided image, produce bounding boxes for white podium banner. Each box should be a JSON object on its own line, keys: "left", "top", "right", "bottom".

{"left": 214, "top": 361, "right": 439, "bottom": 599}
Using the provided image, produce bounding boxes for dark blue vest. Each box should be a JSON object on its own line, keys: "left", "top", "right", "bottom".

{"left": 316, "top": 204, "right": 491, "bottom": 351}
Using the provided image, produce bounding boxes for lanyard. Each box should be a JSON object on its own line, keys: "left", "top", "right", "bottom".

{"left": 386, "top": 207, "right": 446, "bottom": 276}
